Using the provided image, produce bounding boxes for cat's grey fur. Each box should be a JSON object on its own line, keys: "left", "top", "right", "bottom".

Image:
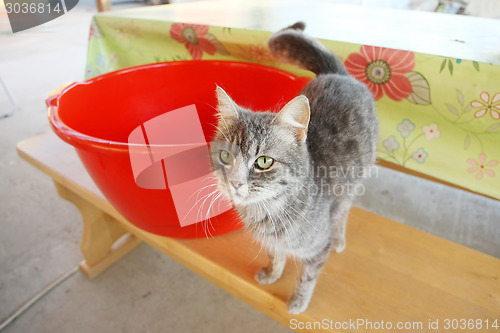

{"left": 210, "top": 22, "right": 378, "bottom": 314}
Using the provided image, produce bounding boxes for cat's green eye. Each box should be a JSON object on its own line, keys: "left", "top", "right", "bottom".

{"left": 255, "top": 156, "right": 274, "bottom": 170}
{"left": 220, "top": 150, "right": 234, "bottom": 165}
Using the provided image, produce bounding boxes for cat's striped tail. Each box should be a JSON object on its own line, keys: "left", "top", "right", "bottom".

{"left": 268, "top": 22, "right": 348, "bottom": 76}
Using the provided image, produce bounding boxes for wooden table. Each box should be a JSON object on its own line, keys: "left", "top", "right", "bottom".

{"left": 17, "top": 132, "right": 500, "bottom": 332}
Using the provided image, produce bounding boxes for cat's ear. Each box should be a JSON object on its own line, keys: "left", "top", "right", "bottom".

{"left": 273, "top": 95, "right": 310, "bottom": 141}
{"left": 216, "top": 86, "right": 239, "bottom": 120}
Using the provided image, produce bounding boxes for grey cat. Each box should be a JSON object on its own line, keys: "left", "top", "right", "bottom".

{"left": 209, "top": 22, "right": 378, "bottom": 314}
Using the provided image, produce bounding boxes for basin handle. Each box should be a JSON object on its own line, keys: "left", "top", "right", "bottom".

{"left": 45, "top": 82, "right": 76, "bottom": 107}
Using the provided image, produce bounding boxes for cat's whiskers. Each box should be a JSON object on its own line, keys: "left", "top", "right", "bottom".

{"left": 188, "top": 182, "right": 219, "bottom": 202}
{"left": 199, "top": 174, "right": 218, "bottom": 185}
{"left": 278, "top": 206, "right": 299, "bottom": 244}
{"left": 199, "top": 182, "right": 229, "bottom": 238}
{"left": 208, "top": 104, "right": 233, "bottom": 141}
{"left": 265, "top": 197, "right": 294, "bottom": 243}
{"left": 216, "top": 114, "right": 233, "bottom": 141}
{"left": 180, "top": 190, "right": 213, "bottom": 226}
{"left": 278, "top": 205, "right": 308, "bottom": 246}
{"left": 188, "top": 186, "right": 220, "bottom": 234}
{"left": 247, "top": 231, "right": 267, "bottom": 265}
{"left": 208, "top": 122, "right": 231, "bottom": 143}
{"left": 181, "top": 184, "right": 221, "bottom": 237}
{"left": 256, "top": 187, "right": 311, "bottom": 243}
{"left": 250, "top": 199, "right": 303, "bottom": 272}
{"left": 188, "top": 175, "right": 219, "bottom": 199}
{"left": 205, "top": 191, "right": 223, "bottom": 232}
{"left": 181, "top": 190, "right": 214, "bottom": 238}
{"left": 197, "top": 191, "right": 220, "bottom": 238}
{"left": 248, "top": 231, "right": 267, "bottom": 265}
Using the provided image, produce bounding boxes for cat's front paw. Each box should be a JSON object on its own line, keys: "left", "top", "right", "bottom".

{"left": 287, "top": 294, "right": 310, "bottom": 314}
{"left": 255, "top": 268, "right": 280, "bottom": 285}
{"left": 332, "top": 237, "right": 346, "bottom": 253}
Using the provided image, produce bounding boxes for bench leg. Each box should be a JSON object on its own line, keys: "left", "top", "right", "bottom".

{"left": 54, "top": 181, "right": 141, "bottom": 279}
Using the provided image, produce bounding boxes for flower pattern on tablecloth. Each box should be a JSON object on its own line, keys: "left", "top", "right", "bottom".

{"left": 397, "top": 119, "right": 415, "bottom": 138}
{"left": 470, "top": 92, "right": 500, "bottom": 120}
{"left": 381, "top": 119, "right": 440, "bottom": 167}
{"left": 114, "top": 20, "right": 141, "bottom": 40}
{"left": 88, "top": 19, "right": 102, "bottom": 41}
{"left": 249, "top": 44, "right": 272, "bottom": 62}
{"left": 431, "top": 89, "right": 500, "bottom": 176}
{"left": 423, "top": 124, "right": 440, "bottom": 141}
{"left": 440, "top": 57, "right": 480, "bottom": 75}
{"left": 345, "top": 45, "right": 416, "bottom": 101}
{"left": 412, "top": 148, "right": 428, "bottom": 164}
{"left": 170, "top": 23, "right": 220, "bottom": 60}
{"left": 85, "top": 16, "right": 500, "bottom": 199}
{"left": 383, "top": 136, "right": 399, "bottom": 153}
{"left": 467, "top": 153, "right": 498, "bottom": 179}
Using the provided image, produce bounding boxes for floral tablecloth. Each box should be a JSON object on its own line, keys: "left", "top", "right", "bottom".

{"left": 85, "top": 4, "right": 500, "bottom": 200}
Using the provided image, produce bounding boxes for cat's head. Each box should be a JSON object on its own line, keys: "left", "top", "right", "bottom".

{"left": 210, "top": 86, "right": 310, "bottom": 207}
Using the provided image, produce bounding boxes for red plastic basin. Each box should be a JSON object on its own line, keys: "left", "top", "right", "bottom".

{"left": 47, "top": 61, "right": 310, "bottom": 238}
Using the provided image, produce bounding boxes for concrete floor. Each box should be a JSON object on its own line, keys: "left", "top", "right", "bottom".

{"left": 1, "top": 1, "right": 499, "bottom": 332}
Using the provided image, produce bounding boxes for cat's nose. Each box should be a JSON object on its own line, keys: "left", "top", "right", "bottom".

{"left": 231, "top": 181, "right": 244, "bottom": 189}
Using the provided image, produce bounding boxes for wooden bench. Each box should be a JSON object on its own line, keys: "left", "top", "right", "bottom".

{"left": 17, "top": 132, "right": 500, "bottom": 332}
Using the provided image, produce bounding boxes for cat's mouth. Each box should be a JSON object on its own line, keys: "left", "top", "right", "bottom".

{"left": 230, "top": 193, "right": 246, "bottom": 206}
{"left": 229, "top": 187, "right": 249, "bottom": 205}
{"left": 214, "top": 181, "right": 248, "bottom": 206}
{"left": 219, "top": 182, "right": 286, "bottom": 207}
